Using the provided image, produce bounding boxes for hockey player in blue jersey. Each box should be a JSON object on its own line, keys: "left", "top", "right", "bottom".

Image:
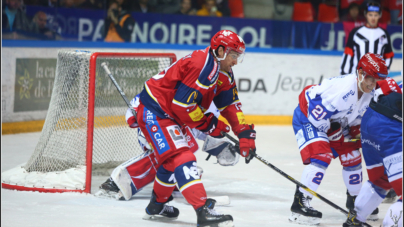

{"left": 288, "top": 53, "right": 388, "bottom": 225}
{"left": 343, "top": 79, "right": 402, "bottom": 227}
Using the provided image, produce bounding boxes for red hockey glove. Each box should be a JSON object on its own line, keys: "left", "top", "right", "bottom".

{"left": 328, "top": 122, "right": 361, "bottom": 154}
{"left": 327, "top": 122, "right": 344, "bottom": 148}
{"left": 349, "top": 125, "right": 361, "bottom": 139}
{"left": 197, "top": 113, "right": 230, "bottom": 138}
{"left": 234, "top": 124, "right": 256, "bottom": 164}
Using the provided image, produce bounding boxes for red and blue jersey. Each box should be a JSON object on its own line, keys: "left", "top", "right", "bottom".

{"left": 139, "top": 47, "right": 246, "bottom": 132}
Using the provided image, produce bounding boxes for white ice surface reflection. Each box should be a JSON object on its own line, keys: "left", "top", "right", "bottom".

{"left": 2, "top": 126, "right": 389, "bottom": 227}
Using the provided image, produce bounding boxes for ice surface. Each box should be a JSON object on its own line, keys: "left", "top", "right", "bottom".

{"left": 2, "top": 126, "right": 390, "bottom": 227}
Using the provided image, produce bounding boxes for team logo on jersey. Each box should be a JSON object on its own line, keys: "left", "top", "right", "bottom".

{"left": 304, "top": 124, "right": 315, "bottom": 139}
{"left": 151, "top": 125, "right": 158, "bottom": 132}
{"left": 167, "top": 125, "right": 188, "bottom": 149}
{"left": 388, "top": 209, "right": 402, "bottom": 227}
{"left": 208, "top": 61, "right": 218, "bottom": 82}
{"left": 343, "top": 90, "right": 355, "bottom": 102}
{"left": 144, "top": 109, "right": 170, "bottom": 154}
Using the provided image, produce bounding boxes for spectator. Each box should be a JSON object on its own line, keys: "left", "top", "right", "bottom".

{"left": 60, "top": 0, "right": 75, "bottom": 7}
{"left": 215, "top": 0, "right": 230, "bottom": 17}
{"left": 131, "top": 0, "right": 156, "bottom": 13}
{"left": 79, "top": 0, "right": 105, "bottom": 10}
{"left": 155, "top": 0, "right": 181, "bottom": 14}
{"left": 196, "top": 0, "right": 222, "bottom": 17}
{"left": 386, "top": 0, "right": 402, "bottom": 24}
{"left": 339, "top": 0, "right": 364, "bottom": 18}
{"left": 2, "top": 0, "right": 32, "bottom": 32}
{"left": 176, "top": 0, "right": 197, "bottom": 15}
{"left": 195, "top": 0, "right": 228, "bottom": 16}
{"left": 32, "top": 11, "right": 60, "bottom": 40}
{"left": 102, "top": 0, "right": 135, "bottom": 42}
{"left": 341, "top": 3, "right": 366, "bottom": 22}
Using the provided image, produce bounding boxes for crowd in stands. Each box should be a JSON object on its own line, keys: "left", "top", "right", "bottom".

{"left": 2, "top": 0, "right": 402, "bottom": 41}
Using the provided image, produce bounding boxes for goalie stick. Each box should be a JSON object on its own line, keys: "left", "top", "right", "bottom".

{"left": 221, "top": 132, "right": 373, "bottom": 227}
{"left": 101, "top": 62, "right": 137, "bottom": 118}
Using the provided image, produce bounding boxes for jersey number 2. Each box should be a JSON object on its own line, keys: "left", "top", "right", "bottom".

{"left": 312, "top": 172, "right": 324, "bottom": 185}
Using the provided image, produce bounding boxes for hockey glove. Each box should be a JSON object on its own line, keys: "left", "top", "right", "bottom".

{"left": 327, "top": 122, "right": 344, "bottom": 148}
{"left": 348, "top": 125, "right": 361, "bottom": 139}
{"left": 327, "top": 122, "right": 361, "bottom": 153}
{"left": 234, "top": 124, "right": 256, "bottom": 164}
{"left": 197, "top": 113, "right": 230, "bottom": 138}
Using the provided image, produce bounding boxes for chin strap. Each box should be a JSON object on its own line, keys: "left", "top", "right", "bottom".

{"left": 357, "top": 70, "right": 366, "bottom": 93}
{"left": 212, "top": 48, "right": 227, "bottom": 62}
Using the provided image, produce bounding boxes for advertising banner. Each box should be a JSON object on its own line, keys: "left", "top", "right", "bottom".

{"left": 14, "top": 58, "right": 57, "bottom": 112}
{"left": 24, "top": 6, "right": 402, "bottom": 53}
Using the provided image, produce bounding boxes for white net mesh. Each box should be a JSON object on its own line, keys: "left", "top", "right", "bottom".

{"left": 12, "top": 50, "right": 173, "bottom": 188}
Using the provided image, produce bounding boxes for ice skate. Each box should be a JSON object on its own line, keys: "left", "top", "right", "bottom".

{"left": 289, "top": 186, "right": 322, "bottom": 225}
{"left": 367, "top": 207, "right": 379, "bottom": 221}
{"left": 196, "top": 198, "right": 234, "bottom": 227}
{"left": 143, "top": 191, "right": 179, "bottom": 220}
{"left": 345, "top": 191, "right": 379, "bottom": 221}
{"left": 343, "top": 209, "right": 364, "bottom": 227}
{"left": 94, "top": 178, "right": 125, "bottom": 200}
{"left": 383, "top": 190, "right": 398, "bottom": 203}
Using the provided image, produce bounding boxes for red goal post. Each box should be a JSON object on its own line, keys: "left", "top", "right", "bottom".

{"left": 2, "top": 51, "right": 177, "bottom": 194}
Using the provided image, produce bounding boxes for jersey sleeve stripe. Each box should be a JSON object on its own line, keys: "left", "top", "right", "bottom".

{"left": 217, "top": 100, "right": 241, "bottom": 111}
{"left": 145, "top": 83, "right": 159, "bottom": 104}
{"left": 172, "top": 99, "right": 196, "bottom": 108}
{"left": 195, "top": 52, "right": 219, "bottom": 89}
{"left": 344, "top": 47, "right": 354, "bottom": 56}
{"left": 383, "top": 52, "right": 395, "bottom": 59}
{"left": 219, "top": 71, "right": 234, "bottom": 84}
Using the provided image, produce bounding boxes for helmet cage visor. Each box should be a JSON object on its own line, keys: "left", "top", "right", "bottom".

{"left": 225, "top": 47, "right": 245, "bottom": 64}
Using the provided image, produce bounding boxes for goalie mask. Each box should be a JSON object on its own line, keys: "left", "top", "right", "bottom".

{"left": 211, "top": 30, "right": 246, "bottom": 64}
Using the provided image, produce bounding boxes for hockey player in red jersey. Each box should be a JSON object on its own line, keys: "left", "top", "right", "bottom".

{"left": 133, "top": 30, "right": 256, "bottom": 227}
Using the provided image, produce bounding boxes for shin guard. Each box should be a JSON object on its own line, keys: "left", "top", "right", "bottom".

{"left": 354, "top": 181, "right": 387, "bottom": 222}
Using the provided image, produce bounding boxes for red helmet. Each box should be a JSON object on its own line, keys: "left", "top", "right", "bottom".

{"left": 357, "top": 53, "right": 388, "bottom": 80}
{"left": 210, "top": 30, "right": 246, "bottom": 63}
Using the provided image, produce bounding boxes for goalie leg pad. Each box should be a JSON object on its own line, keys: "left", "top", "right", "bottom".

{"left": 110, "top": 166, "right": 134, "bottom": 201}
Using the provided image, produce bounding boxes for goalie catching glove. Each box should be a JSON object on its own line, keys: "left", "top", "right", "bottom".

{"left": 234, "top": 124, "right": 256, "bottom": 164}
{"left": 196, "top": 113, "right": 230, "bottom": 138}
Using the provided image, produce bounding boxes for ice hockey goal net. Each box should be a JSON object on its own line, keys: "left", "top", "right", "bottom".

{"left": 1, "top": 50, "right": 176, "bottom": 193}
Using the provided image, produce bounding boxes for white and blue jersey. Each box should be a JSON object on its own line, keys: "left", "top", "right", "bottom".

{"left": 293, "top": 73, "right": 373, "bottom": 165}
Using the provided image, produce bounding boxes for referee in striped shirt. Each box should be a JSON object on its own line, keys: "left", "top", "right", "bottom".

{"left": 340, "top": 1, "right": 394, "bottom": 76}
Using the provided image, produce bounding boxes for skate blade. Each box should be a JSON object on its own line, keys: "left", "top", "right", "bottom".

{"left": 367, "top": 214, "right": 378, "bottom": 221}
{"left": 198, "top": 220, "right": 234, "bottom": 227}
{"left": 382, "top": 196, "right": 397, "bottom": 204}
{"left": 288, "top": 212, "right": 320, "bottom": 226}
{"left": 142, "top": 214, "right": 178, "bottom": 221}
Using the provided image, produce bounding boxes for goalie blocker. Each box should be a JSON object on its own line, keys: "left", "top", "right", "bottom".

{"left": 96, "top": 126, "right": 240, "bottom": 201}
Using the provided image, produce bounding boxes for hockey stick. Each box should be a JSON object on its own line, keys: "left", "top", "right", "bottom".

{"left": 101, "top": 62, "right": 137, "bottom": 118}
{"left": 221, "top": 132, "right": 372, "bottom": 227}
